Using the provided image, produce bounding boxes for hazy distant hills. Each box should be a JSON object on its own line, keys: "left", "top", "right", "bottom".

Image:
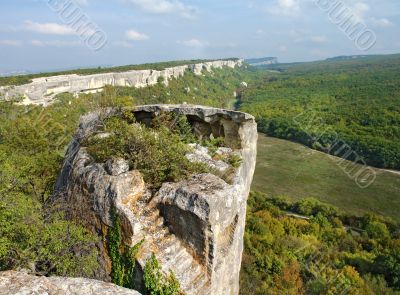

{"left": 325, "top": 55, "right": 372, "bottom": 61}
{"left": 245, "top": 57, "right": 278, "bottom": 66}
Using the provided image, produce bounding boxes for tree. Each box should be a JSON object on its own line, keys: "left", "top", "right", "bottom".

{"left": 272, "top": 260, "right": 304, "bottom": 295}
{"left": 365, "top": 221, "right": 390, "bottom": 240}
{"left": 375, "top": 245, "right": 400, "bottom": 289}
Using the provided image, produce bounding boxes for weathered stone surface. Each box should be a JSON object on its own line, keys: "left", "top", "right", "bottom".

{"left": 51, "top": 104, "right": 257, "bottom": 294}
{"left": 105, "top": 157, "right": 130, "bottom": 176}
{"left": 0, "top": 59, "right": 243, "bottom": 106}
{"left": 186, "top": 144, "right": 230, "bottom": 172}
{"left": 0, "top": 271, "right": 142, "bottom": 295}
{"left": 216, "top": 147, "right": 233, "bottom": 155}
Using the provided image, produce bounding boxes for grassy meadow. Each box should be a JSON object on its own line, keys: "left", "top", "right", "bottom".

{"left": 252, "top": 134, "right": 400, "bottom": 221}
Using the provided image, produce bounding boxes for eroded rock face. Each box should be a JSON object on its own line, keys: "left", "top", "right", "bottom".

{"left": 0, "top": 59, "right": 243, "bottom": 106}
{"left": 52, "top": 104, "right": 257, "bottom": 294}
{"left": 105, "top": 157, "right": 130, "bottom": 176}
{"left": 0, "top": 271, "right": 142, "bottom": 295}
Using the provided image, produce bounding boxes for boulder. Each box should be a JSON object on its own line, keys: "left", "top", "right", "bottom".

{"left": 0, "top": 271, "right": 142, "bottom": 295}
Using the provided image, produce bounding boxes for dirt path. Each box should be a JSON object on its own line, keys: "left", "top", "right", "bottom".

{"left": 382, "top": 169, "right": 400, "bottom": 176}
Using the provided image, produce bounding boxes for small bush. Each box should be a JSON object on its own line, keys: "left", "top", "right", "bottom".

{"left": 151, "top": 112, "right": 197, "bottom": 144}
{"left": 144, "top": 253, "right": 181, "bottom": 295}
{"left": 108, "top": 208, "right": 143, "bottom": 289}
{"left": 0, "top": 193, "right": 98, "bottom": 277}
{"left": 84, "top": 115, "right": 207, "bottom": 187}
{"left": 157, "top": 76, "right": 165, "bottom": 84}
{"left": 227, "top": 154, "right": 242, "bottom": 168}
{"left": 203, "top": 137, "right": 225, "bottom": 155}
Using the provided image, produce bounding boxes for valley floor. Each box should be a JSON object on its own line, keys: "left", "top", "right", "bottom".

{"left": 252, "top": 134, "right": 400, "bottom": 222}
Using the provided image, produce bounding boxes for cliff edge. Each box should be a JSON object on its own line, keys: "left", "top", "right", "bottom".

{"left": 0, "top": 59, "right": 243, "bottom": 106}
{"left": 51, "top": 104, "right": 257, "bottom": 294}
{"left": 0, "top": 271, "right": 141, "bottom": 295}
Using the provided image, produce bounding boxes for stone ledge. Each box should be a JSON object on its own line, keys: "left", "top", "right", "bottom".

{"left": 0, "top": 271, "right": 142, "bottom": 295}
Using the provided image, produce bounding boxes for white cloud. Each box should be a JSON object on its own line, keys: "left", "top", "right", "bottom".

{"left": 24, "top": 21, "right": 75, "bottom": 35}
{"left": 351, "top": 2, "right": 370, "bottom": 23}
{"left": 279, "top": 0, "right": 298, "bottom": 9}
{"left": 279, "top": 45, "right": 288, "bottom": 53}
{"left": 310, "top": 36, "right": 328, "bottom": 43}
{"left": 30, "top": 40, "right": 44, "bottom": 46}
{"left": 178, "top": 39, "right": 207, "bottom": 47}
{"left": 267, "top": 0, "right": 300, "bottom": 17}
{"left": 74, "top": 0, "right": 89, "bottom": 5}
{"left": 370, "top": 17, "right": 394, "bottom": 28}
{"left": 288, "top": 29, "right": 309, "bottom": 37}
{"left": 126, "top": 29, "right": 149, "bottom": 41}
{"left": 29, "top": 40, "right": 81, "bottom": 47}
{"left": 0, "top": 40, "right": 22, "bottom": 46}
{"left": 124, "top": 0, "right": 198, "bottom": 18}
{"left": 113, "top": 41, "right": 134, "bottom": 48}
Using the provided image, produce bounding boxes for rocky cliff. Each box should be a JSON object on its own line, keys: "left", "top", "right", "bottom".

{"left": 0, "top": 60, "right": 243, "bottom": 106}
{"left": 51, "top": 104, "right": 257, "bottom": 294}
{"left": 0, "top": 271, "right": 141, "bottom": 295}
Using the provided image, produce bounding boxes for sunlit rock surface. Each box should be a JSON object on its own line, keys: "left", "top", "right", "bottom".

{"left": 52, "top": 104, "right": 257, "bottom": 294}
{"left": 0, "top": 271, "right": 142, "bottom": 295}
{"left": 0, "top": 60, "right": 243, "bottom": 106}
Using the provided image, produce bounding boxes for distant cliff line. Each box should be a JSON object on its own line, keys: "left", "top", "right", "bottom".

{"left": 0, "top": 59, "right": 244, "bottom": 106}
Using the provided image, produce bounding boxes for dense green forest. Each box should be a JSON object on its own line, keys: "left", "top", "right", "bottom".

{"left": 239, "top": 54, "right": 400, "bottom": 170}
{"left": 241, "top": 191, "right": 400, "bottom": 294}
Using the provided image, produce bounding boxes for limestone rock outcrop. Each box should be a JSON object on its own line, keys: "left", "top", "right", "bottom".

{"left": 52, "top": 104, "right": 257, "bottom": 294}
{"left": 0, "top": 59, "right": 243, "bottom": 106}
{"left": 0, "top": 271, "right": 142, "bottom": 295}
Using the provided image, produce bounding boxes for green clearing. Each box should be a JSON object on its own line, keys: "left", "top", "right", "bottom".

{"left": 252, "top": 134, "right": 400, "bottom": 222}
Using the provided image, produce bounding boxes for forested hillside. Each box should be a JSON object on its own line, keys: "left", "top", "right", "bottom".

{"left": 241, "top": 192, "right": 400, "bottom": 295}
{"left": 0, "top": 66, "right": 256, "bottom": 279}
{"left": 239, "top": 54, "right": 400, "bottom": 170}
{"left": 239, "top": 55, "right": 400, "bottom": 293}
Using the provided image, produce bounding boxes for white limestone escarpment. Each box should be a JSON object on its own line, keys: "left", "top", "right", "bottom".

{"left": 51, "top": 104, "right": 257, "bottom": 294}
{"left": 0, "top": 59, "right": 243, "bottom": 106}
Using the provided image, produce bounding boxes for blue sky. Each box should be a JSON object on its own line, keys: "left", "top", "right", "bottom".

{"left": 0, "top": 0, "right": 399, "bottom": 73}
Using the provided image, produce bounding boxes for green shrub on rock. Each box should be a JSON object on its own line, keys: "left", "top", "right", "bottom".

{"left": 108, "top": 208, "right": 143, "bottom": 289}
{"left": 144, "top": 253, "right": 181, "bottom": 295}
{"left": 84, "top": 115, "right": 208, "bottom": 187}
{"left": 0, "top": 192, "right": 98, "bottom": 277}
